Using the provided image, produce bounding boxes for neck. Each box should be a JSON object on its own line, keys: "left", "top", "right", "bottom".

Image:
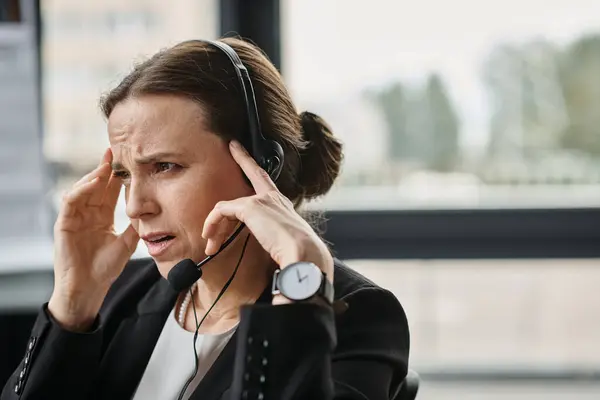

{"left": 191, "top": 233, "right": 274, "bottom": 326}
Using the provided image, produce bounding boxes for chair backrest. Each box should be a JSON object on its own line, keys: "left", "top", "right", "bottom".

{"left": 394, "top": 369, "right": 420, "bottom": 400}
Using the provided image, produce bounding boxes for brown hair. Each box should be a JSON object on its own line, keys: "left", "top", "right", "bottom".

{"left": 99, "top": 37, "right": 343, "bottom": 208}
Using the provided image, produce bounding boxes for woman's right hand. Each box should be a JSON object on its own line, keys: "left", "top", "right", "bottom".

{"left": 48, "top": 148, "right": 140, "bottom": 331}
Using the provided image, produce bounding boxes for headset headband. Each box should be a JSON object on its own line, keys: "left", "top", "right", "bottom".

{"left": 202, "top": 40, "right": 266, "bottom": 165}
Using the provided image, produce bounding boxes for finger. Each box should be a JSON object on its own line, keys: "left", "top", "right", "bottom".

{"left": 71, "top": 148, "right": 111, "bottom": 190}
{"left": 205, "top": 233, "right": 226, "bottom": 256}
{"left": 101, "top": 173, "right": 123, "bottom": 212}
{"left": 61, "top": 177, "right": 101, "bottom": 217}
{"left": 100, "top": 147, "right": 111, "bottom": 166}
{"left": 87, "top": 164, "right": 113, "bottom": 206}
{"left": 117, "top": 224, "right": 140, "bottom": 256}
{"left": 229, "top": 140, "right": 278, "bottom": 194}
{"left": 202, "top": 199, "right": 248, "bottom": 240}
{"left": 73, "top": 163, "right": 111, "bottom": 189}
{"left": 204, "top": 217, "right": 239, "bottom": 255}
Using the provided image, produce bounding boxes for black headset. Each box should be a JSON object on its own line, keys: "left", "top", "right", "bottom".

{"left": 167, "top": 39, "right": 284, "bottom": 291}
{"left": 207, "top": 39, "right": 285, "bottom": 182}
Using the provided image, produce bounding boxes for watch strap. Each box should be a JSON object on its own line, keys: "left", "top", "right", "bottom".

{"left": 318, "top": 271, "right": 334, "bottom": 304}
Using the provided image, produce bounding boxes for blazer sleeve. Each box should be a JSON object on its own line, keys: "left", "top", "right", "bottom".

{"left": 0, "top": 304, "right": 104, "bottom": 400}
{"left": 229, "top": 287, "right": 410, "bottom": 400}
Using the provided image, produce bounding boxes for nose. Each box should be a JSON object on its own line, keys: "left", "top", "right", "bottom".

{"left": 125, "top": 179, "right": 159, "bottom": 220}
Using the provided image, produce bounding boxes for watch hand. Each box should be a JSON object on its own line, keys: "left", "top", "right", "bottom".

{"left": 296, "top": 268, "right": 302, "bottom": 282}
{"left": 299, "top": 274, "right": 308, "bottom": 283}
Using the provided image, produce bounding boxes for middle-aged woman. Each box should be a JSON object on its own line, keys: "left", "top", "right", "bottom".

{"left": 2, "top": 37, "right": 410, "bottom": 400}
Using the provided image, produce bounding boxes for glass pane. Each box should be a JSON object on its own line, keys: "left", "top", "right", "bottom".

{"left": 282, "top": 0, "right": 600, "bottom": 210}
{"left": 346, "top": 259, "right": 600, "bottom": 370}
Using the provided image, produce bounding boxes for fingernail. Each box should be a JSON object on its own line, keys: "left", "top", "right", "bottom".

{"left": 230, "top": 140, "right": 241, "bottom": 149}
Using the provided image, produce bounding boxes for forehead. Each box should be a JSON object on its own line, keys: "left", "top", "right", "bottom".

{"left": 107, "top": 95, "right": 209, "bottom": 155}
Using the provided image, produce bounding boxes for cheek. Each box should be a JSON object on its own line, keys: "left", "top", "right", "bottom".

{"left": 165, "top": 172, "right": 226, "bottom": 230}
{"left": 162, "top": 165, "right": 251, "bottom": 233}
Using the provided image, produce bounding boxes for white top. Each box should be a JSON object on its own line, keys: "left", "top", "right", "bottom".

{"left": 133, "top": 308, "right": 237, "bottom": 400}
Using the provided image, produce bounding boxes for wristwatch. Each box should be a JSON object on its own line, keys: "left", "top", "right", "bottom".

{"left": 272, "top": 262, "right": 334, "bottom": 305}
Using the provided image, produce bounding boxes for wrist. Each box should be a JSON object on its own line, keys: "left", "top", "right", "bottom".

{"left": 48, "top": 289, "right": 105, "bottom": 332}
{"left": 280, "top": 246, "right": 334, "bottom": 281}
{"left": 271, "top": 293, "right": 331, "bottom": 307}
{"left": 271, "top": 293, "right": 294, "bottom": 305}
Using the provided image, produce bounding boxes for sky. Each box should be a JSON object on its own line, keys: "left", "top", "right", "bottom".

{"left": 281, "top": 0, "right": 600, "bottom": 149}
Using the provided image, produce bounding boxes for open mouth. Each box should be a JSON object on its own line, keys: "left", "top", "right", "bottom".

{"left": 144, "top": 234, "right": 176, "bottom": 257}
{"left": 147, "top": 235, "right": 175, "bottom": 243}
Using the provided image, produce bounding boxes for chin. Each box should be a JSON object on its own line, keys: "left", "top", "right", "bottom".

{"left": 153, "top": 258, "right": 179, "bottom": 280}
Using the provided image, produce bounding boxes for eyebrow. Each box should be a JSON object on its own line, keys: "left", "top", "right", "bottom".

{"left": 111, "top": 152, "right": 184, "bottom": 170}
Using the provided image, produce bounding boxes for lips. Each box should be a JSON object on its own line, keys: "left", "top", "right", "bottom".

{"left": 144, "top": 234, "right": 175, "bottom": 243}
{"left": 142, "top": 233, "right": 176, "bottom": 257}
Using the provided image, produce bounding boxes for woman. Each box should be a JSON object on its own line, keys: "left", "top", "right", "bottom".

{"left": 2, "top": 38, "right": 409, "bottom": 400}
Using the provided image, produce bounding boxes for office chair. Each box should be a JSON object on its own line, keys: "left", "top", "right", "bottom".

{"left": 394, "top": 369, "right": 420, "bottom": 400}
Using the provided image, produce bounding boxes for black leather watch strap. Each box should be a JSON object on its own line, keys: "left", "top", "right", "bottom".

{"left": 318, "top": 272, "right": 334, "bottom": 305}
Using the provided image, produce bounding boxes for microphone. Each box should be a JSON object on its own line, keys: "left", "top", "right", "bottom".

{"left": 166, "top": 222, "right": 247, "bottom": 291}
{"left": 168, "top": 259, "right": 203, "bottom": 292}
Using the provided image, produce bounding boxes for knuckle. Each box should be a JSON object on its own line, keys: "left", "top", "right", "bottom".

{"left": 266, "top": 190, "right": 279, "bottom": 200}
{"left": 257, "top": 191, "right": 278, "bottom": 206}
{"left": 279, "top": 193, "right": 294, "bottom": 208}
{"left": 62, "top": 191, "right": 75, "bottom": 204}
{"left": 248, "top": 196, "right": 264, "bottom": 209}
{"left": 267, "top": 190, "right": 291, "bottom": 208}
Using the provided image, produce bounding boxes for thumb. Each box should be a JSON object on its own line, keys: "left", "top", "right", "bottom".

{"left": 117, "top": 224, "right": 140, "bottom": 256}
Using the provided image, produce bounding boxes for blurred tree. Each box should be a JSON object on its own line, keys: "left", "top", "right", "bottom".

{"left": 367, "top": 75, "right": 460, "bottom": 171}
{"left": 558, "top": 35, "right": 600, "bottom": 156}
{"left": 483, "top": 41, "right": 568, "bottom": 161}
{"left": 483, "top": 35, "right": 600, "bottom": 159}
{"left": 423, "top": 73, "right": 460, "bottom": 171}
{"left": 366, "top": 82, "right": 412, "bottom": 161}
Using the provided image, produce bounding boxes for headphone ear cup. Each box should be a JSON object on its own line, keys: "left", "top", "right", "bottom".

{"left": 264, "top": 140, "right": 284, "bottom": 182}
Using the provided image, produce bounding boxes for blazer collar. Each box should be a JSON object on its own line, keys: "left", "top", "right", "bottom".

{"left": 189, "top": 272, "right": 275, "bottom": 399}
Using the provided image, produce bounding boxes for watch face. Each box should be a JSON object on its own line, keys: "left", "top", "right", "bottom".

{"left": 278, "top": 263, "right": 322, "bottom": 301}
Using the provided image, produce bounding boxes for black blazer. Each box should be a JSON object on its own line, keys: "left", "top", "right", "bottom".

{"left": 2, "top": 258, "right": 409, "bottom": 400}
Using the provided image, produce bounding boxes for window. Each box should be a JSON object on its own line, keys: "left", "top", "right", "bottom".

{"left": 282, "top": 0, "right": 600, "bottom": 211}
{"left": 348, "top": 258, "right": 600, "bottom": 369}
{"left": 279, "top": 1, "right": 600, "bottom": 386}
{"left": 104, "top": 10, "right": 158, "bottom": 36}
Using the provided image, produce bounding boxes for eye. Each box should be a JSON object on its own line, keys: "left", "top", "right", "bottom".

{"left": 112, "top": 170, "right": 130, "bottom": 183}
{"left": 156, "top": 162, "right": 179, "bottom": 173}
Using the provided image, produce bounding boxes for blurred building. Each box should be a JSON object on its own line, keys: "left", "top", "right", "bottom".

{"left": 0, "top": 0, "right": 51, "bottom": 245}
{"left": 41, "top": 0, "right": 219, "bottom": 175}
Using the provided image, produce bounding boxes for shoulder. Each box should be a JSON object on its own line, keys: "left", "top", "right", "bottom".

{"left": 332, "top": 258, "right": 408, "bottom": 326}
{"left": 332, "top": 258, "right": 406, "bottom": 318}
{"left": 332, "top": 258, "right": 382, "bottom": 296}
{"left": 331, "top": 258, "right": 410, "bottom": 363}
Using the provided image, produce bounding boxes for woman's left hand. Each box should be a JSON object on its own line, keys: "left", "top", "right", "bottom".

{"left": 202, "top": 140, "right": 334, "bottom": 283}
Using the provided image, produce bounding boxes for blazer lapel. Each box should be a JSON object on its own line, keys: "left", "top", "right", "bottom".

{"left": 189, "top": 279, "right": 274, "bottom": 400}
{"left": 94, "top": 272, "right": 179, "bottom": 400}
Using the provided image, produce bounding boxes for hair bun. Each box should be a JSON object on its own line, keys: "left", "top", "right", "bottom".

{"left": 297, "top": 111, "right": 343, "bottom": 199}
